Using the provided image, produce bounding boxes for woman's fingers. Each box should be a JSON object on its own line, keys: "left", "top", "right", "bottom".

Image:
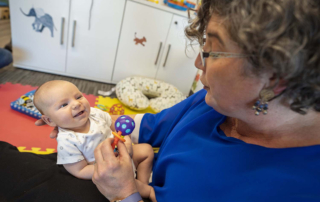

{"left": 34, "top": 118, "right": 46, "bottom": 126}
{"left": 117, "top": 140, "right": 132, "bottom": 161}
{"left": 93, "top": 137, "right": 138, "bottom": 201}
{"left": 95, "top": 138, "right": 129, "bottom": 165}
{"left": 94, "top": 143, "right": 104, "bottom": 164}
{"left": 49, "top": 127, "right": 58, "bottom": 139}
{"left": 123, "top": 135, "right": 132, "bottom": 144}
{"left": 123, "top": 136, "right": 132, "bottom": 150}
{"left": 95, "top": 138, "right": 115, "bottom": 164}
{"left": 100, "top": 138, "right": 118, "bottom": 161}
{"left": 123, "top": 136, "right": 133, "bottom": 158}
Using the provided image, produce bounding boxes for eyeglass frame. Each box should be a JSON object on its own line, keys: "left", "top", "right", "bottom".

{"left": 200, "top": 46, "right": 250, "bottom": 67}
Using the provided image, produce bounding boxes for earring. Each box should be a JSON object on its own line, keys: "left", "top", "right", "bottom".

{"left": 252, "top": 89, "right": 275, "bottom": 115}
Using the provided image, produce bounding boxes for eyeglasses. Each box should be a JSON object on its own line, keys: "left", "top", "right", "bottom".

{"left": 200, "top": 46, "right": 249, "bottom": 67}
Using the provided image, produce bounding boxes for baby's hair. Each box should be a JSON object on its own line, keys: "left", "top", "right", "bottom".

{"left": 33, "top": 80, "right": 72, "bottom": 115}
{"left": 33, "top": 83, "right": 45, "bottom": 115}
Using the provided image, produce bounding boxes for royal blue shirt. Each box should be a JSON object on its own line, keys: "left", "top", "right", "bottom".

{"left": 139, "top": 89, "right": 320, "bottom": 202}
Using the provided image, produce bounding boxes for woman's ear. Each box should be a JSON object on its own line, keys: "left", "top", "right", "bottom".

{"left": 269, "top": 73, "right": 287, "bottom": 95}
{"left": 41, "top": 115, "right": 57, "bottom": 127}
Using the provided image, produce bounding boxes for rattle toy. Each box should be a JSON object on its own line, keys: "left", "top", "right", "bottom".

{"left": 111, "top": 115, "right": 135, "bottom": 151}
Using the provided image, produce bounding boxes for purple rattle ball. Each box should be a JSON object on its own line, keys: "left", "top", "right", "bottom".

{"left": 115, "top": 115, "right": 135, "bottom": 136}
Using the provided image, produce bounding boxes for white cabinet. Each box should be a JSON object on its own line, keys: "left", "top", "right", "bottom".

{"left": 112, "top": 0, "right": 172, "bottom": 81}
{"left": 156, "top": 15, "right": 198, "bottom": 95}
{"left": 10, "top": 0, "right": 197, "bottom": 94}
{"left": 113, "top": 0, "right": 197, "bottom": 95}
{"left": 10, "top": 0, "right": 125, "bottom": 83}
{"left": 10, "top": 0, "right": 70, "bottom": 72}
{"left": 66, "top": 0, "right": 125, "bottom": 82}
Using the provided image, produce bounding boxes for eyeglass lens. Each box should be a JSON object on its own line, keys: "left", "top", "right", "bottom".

{"left": 200, "top": 48, "right": 205, "bottom": 67}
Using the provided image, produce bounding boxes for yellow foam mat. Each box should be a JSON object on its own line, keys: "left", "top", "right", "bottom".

{"left": 18, "top": 146, "right": 159, "bottom": 154}
{"left": 95, "top": 96, "right": 156, "bottom": 115}
{"left": 18, "top": 147, "right": 56, "bottom": 155}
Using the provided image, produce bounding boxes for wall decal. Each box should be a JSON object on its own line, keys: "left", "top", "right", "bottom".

{"left": 134, "top": 32, "right": 146, "bottom": 46}
{"left": 20, "top": 7, "right": 57, "bottom": 37}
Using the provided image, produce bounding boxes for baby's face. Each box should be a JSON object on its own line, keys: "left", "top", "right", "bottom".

{"left": 43, "top": 82, "right": 90, "bottom": 130}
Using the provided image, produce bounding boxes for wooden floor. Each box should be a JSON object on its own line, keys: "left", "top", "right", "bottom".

{"left": 0, "top": 19, "right": 10, "bottom": 48}
{"left": 0, "top": 64, "right": 116, "bottom": 96}
{"left": 0, "top": 18, "right": 115, "bottom": 96}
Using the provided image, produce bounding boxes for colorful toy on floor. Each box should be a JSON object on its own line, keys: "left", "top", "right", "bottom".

{"left": 95, "top": 96, "right": 155, "bottom": 116}
{"left": 111, "top": 115, "right": 135, "bottom": 151}
{"left": 148, "top": 0, "right": 159, "bottom": 4}
{"left": 97, "top": 104, "right": 109, "bottom": 112}
{"left": 164, "top": 0, "right": 196, "bottom": 11}
{"left": 10, "top": 90, "right": 42, "bottom": 119}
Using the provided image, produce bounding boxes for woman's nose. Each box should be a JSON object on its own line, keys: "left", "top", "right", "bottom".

{"left": 195, "top": 53, "right": 205, "bottom": 71}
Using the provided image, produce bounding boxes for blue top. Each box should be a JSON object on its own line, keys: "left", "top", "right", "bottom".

{"left": 139, "top": 89, "right": 320, "bottom": 202}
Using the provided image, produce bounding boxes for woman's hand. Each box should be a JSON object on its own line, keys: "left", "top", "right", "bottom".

{"left": 34, "top": 118, "right": 58, "bottom": 139}
{"left": 123, "top": 136, "right": 133, "bottom": 158}
{"left": 93, "top": 138, "right": 138, "bottom": 201}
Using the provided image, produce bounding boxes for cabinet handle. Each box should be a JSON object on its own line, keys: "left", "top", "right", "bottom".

{"left": 163, "top": 44, "right": 171, "bottom": 67}
{"left": 60, "top": 18, "right": 65, "bottom": 45}
{"left": 72, "top": 20, "right": 77, "bottom": 47}
{"left": 155, "top": 42, "right": 162, "bottom": 65}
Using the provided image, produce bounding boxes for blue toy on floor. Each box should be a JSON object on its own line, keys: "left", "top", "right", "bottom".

{"left": 10, "top": 90, "right": 42, "bottom": 119}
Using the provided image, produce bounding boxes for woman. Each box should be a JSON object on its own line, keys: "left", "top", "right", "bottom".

{"left": 1, "top": 0, "right": 320, "bottom": 201}
{"left": 91, "top": 0, "right": 320, "bottom": 201}
{"left": 0, "top": 47, "right": 12, "bottom": 69}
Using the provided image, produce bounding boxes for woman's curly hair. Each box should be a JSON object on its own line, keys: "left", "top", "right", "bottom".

{"left": 185, "top": 0, "right": 320, "bottom": 114}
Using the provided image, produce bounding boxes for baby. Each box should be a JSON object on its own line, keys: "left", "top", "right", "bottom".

{"left": 33, "top": 80, "right": 156, "bottom": 201}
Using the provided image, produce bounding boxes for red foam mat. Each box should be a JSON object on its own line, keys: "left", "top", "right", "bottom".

{"left": 0, "top": 82, "right": 98, "bottom": 152}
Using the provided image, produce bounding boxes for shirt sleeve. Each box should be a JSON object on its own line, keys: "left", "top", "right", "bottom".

{"left": 91, "top": 107, "right": 112, "bottom": 127}
{"left": 138, "top": 89, "right": 207, "bottom": 147}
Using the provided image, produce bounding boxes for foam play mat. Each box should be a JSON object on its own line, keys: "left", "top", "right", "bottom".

{"left": 0, "top": 83, "right": 158, "bottom": 155}
{"left": 95, "top": 95, "right": 156, "bottom": 115}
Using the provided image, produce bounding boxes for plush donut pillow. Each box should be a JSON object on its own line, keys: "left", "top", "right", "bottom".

{"left": 116, "top": 77, "right": 186, "bottom": 113}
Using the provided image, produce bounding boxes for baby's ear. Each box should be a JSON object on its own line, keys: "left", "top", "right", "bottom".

{"left": 41, "top": 115, "right": 57, "bottom": 127}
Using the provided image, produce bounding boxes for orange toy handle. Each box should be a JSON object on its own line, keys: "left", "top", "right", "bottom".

{"left": 112, "top": 131, "right": 125, "bottom": 142}
{"left": 111, "top": 138, "right": 119, "bottom": 150}
{"left": 111, "top": 131, "right": 125, "bottom": 150}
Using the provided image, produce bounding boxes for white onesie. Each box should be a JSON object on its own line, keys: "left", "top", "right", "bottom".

{"left": 56, "top": 107, "right": 113, "bottom": 165}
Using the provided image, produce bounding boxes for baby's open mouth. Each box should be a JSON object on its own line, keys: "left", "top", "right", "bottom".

{"left": 74, "top": 110, "right": 84, "bottom": 117}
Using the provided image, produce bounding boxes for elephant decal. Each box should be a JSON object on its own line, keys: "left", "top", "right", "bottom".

{"left": 20, "top": 7, "right": 56, "bottom": 37}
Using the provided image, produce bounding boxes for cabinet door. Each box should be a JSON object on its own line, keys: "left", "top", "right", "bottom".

{"left": 156, "top": 15, "right": 198, "bottom": 95}
{"left": 112, "top": 0, "right": 173, "bottom": 82}
{"left": 66, "top": 0, "right": 125, "bottom": 82}
{"left": 10, "top": 0, "right": 69, "bottom": 72}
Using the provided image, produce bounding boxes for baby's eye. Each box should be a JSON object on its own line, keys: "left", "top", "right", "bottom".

{"left": 77, "top": 95, "right": 82, "bottom": 99}
{"left": 60, "top": 103, "right": 68, "bottom": 108}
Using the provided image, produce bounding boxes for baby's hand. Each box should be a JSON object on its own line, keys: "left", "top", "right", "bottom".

{"left": 35, "top": 118, "right": 58, "bottom": 139}
{"left": 123, "top": 136, "right": 133, "bottom": 158}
